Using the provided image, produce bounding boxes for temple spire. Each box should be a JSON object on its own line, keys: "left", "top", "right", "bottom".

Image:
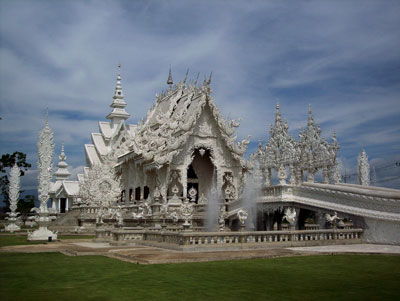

{"left": 54, "top": 143, "right": 71, "bottom": 181}
{"left": 275, "top": 101, "right": 282, "bottom": 124}
{"left": 167, "top": 66, "right": 173, "bottom": 86}
{"left": 106, "top": 63, "right": 131, "bottom": 126}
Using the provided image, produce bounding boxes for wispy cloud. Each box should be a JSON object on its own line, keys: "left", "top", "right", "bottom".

{"left": 1, "top": 0, "right": 399, "bottom": 190}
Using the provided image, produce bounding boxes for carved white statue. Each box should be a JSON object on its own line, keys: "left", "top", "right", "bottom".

{"left": 282, "top": 207, "right": 297, "bottom": 226}
{"left": 325, "top": 211, "right": 343, "bottom": 227}
{"left": 180, "top": 198, "right": 194, "bottom": 228}
{"left": 237, "top": 208, "right": 248, "bottom": 226}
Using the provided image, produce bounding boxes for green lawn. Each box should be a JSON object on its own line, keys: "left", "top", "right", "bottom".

{"left": 0, "top": 234, "right": 95, "bottom": 247}
{"left": 0, "top": 253, "right": 399, "bottom": 301}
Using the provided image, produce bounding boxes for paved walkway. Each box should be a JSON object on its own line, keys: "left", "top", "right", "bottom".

{"left": 1, "top": 240, "right": 399, "bottom": 264}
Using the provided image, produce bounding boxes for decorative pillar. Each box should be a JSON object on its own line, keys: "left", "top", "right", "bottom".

{"left": 5, "top": 164, "right": 21, "bottom": 232}
{"left": 358, "top": 149, "right": 370, "bottom": 186}
{"left": 28, "top": 114, "right": 58, "bottom": 241}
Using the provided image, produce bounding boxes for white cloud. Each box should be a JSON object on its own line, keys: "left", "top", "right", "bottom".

{"left": 1, "top": 0, "right": 399, "bottom": 191}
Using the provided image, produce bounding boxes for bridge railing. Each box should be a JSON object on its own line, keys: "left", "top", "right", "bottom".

{"left": 107, "top": 228, "right": 363, "bottom": 247}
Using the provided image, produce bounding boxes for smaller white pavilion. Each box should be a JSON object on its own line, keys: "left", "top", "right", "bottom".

{"left": 49, "top": 144, "right": 79, "bottom": 213}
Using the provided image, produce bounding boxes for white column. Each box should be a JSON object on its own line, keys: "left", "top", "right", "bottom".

{"left": 66, "top": 198, "right": 69, "bottom": 212}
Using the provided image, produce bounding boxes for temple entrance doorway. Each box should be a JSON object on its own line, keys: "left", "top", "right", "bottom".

{"left": 60, "top": 198, "right": 66, "bottom": 213}
{"left": 187, "top": 148, "right": 215, "bottom": 201}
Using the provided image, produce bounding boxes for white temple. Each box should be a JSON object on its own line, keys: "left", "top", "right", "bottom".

{"left": 43, "top": 66, "right": 400, "bottom": 247}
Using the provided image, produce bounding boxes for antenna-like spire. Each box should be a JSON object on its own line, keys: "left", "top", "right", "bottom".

{"left": 167, "top": 66, "right": 173, "bottom": 85}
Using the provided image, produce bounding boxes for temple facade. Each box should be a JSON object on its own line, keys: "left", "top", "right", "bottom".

{"left": 46, "top": 66, "right": 400, "bottom": 245}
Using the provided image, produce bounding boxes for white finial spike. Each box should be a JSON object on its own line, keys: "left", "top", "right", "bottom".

{"left": 183, "top": 68, "right": 189, "bottom": 84}
{"left": 45, "top": 107, "right": 49, "bottom": 126}
{"left": 194, "top": 72, "right": 200, "bottom": 85}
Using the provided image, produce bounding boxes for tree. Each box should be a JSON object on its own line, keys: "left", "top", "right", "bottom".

{"left": 0, "top": 152, "right": 32, "bottom": 209}
{"left": 17, "top": 194, "right": 36, "bottom": 225}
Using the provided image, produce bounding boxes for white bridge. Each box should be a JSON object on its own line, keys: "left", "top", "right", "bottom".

{"left": 255, "top": 182, "right": 400, "bottom": 244}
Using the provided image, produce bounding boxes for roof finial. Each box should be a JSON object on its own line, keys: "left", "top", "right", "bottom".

{"left": 183, "top": 68, "right": 189, "bottom": 84}
{"left": 308, "top": 104, "right": 314, "bottom": 127}
{"left": 275, "top": 101, "right": 282, "bottom": 123}
{"left": 106, "top": 63, "right": 130, "bottom": 124}
{"left": 59, "top": 142, "right": 66, "bottom": 161}
{"left": 207, "top": 72, "right": 212, "bottom": 85}
{"left": 54, "top": 142, "right": 71, "bottom": 181}
{"left": 194, "top": 72, "right": 200, "bottom": 85}
{"left": 45, "top": 107, "right": 49, "bottom": 126}
{"left": 167, "top": 66, "right": 173, "bottom": 85}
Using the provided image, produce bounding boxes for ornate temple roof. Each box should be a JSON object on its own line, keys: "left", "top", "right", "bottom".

{"left": 117, "top": 71, "right": 251, "bottom": 169}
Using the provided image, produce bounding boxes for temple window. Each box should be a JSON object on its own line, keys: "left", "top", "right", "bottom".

{"left": 135, "top": 187, "right": 141, "bottom": 201}
{"left": 144, "top": 186, "right": 150, "bottom": 199}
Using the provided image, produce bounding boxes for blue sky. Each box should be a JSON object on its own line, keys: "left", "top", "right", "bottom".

{"left": 0, "top": 0, "right": 399, "bottom": 191}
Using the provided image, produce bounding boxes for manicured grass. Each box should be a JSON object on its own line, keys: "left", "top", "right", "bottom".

{"left": 0, "top": 253, "right": 399, "bottom": 300}
{"left": 0, "top": 235, "right": 45, "bottom": 247}
{"left": 0, "top": 234, "right": 95, "bottom": 247}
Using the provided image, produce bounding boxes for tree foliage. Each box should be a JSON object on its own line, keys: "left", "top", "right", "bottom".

{"left": 17, "top": 194, "right": 36, "bottom": 225}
